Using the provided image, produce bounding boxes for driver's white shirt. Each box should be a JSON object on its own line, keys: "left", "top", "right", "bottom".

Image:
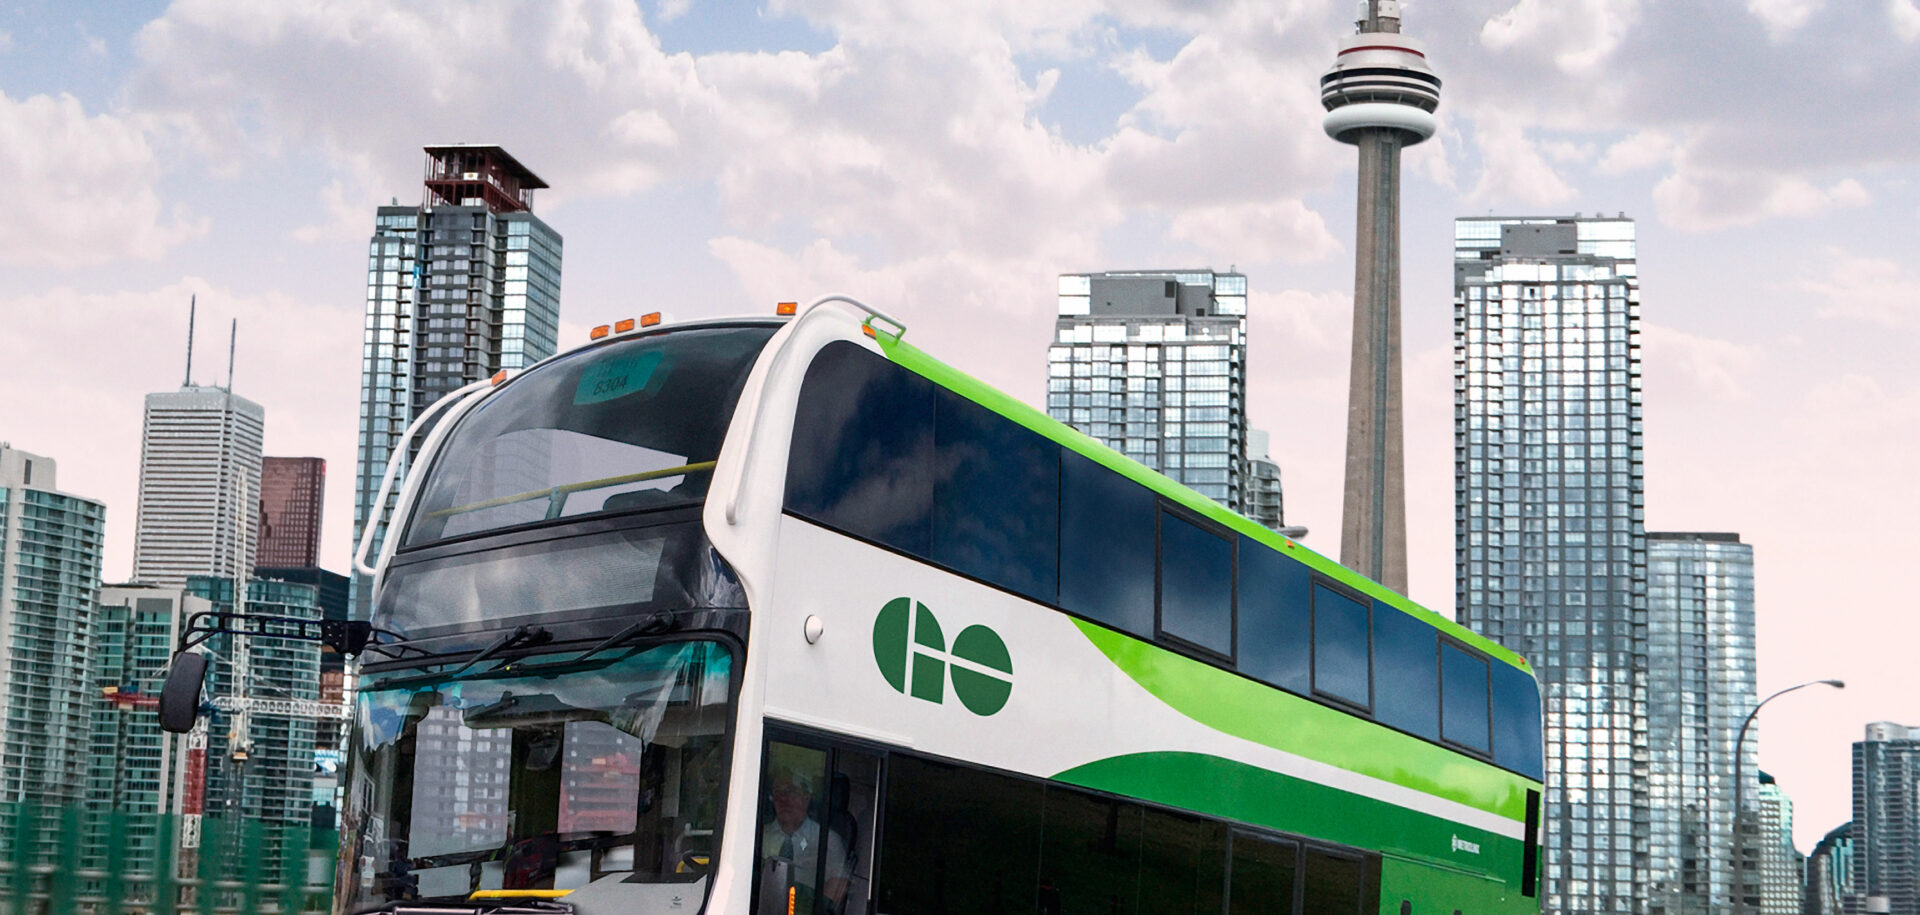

{"left": 761, "top": 817, "right": 849, "bottom": 887}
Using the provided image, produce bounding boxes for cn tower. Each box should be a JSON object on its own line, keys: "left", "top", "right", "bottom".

{"left": 1322, "top": 0, "right": 1439, "bottom": 594}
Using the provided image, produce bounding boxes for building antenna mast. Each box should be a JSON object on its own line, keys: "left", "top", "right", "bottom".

{"left": 184, "top": 295, "right": 196, "bottom": 387}
{"left": 226, "top": 319, "right": 237, "bottom": 391}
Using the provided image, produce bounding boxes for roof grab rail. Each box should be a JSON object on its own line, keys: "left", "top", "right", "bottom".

{"left": 352, "top": 374, "right": 504, "bottom": 577}
{"left": 812, "top": 293, "right": 905, "bottom": 341}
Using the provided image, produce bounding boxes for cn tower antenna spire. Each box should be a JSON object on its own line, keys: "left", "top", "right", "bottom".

{"left": 1323, "top": 0, "right": 1438, "bottom": 594}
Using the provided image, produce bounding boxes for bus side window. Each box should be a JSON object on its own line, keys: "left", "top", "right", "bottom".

{"left": 1059, "top": 450, "right": 1154, "bottom": 638}
{"left": 786, "top": 343, "right": 935, "bottom": 557}
{"left": 1157, "top": 508, "right": 1234, "bottom": 659}
{"left": 1235, "top": 540, "right": 1310, "bottom": 695}
{"left": 824, "top": 748, "right": 881, "bottom": 915}
{"left": 757, "top": 743, "right": 837, "bottom": 915}
{"left": 875, "top": 755, "right": 1043, "bottom": 914}
{"left": 1137, "top": 809, "right": 1226, "bottom": 914}
{"left": 1490, "top": 664, "right": 1545, "bottom": 780}
{"left": 1226, "top": 832, "right": 1297, "bottom": 915}
{"left": 1301, "top": 847, "right": 1366, "bottom": 914}
{"left": 1439, "top": 643, "right": 1492, "bottom": 754}
{"left": 758, "top": 741, "right": 883, "bottom": 915}
{"left": 1373, "top": 608, "right": 1439, "bottom": 741}
{"left": 930, "top": 388, "right": 1060, "bottom": 604}
{"left": 1039, "top": 788, "right": 1142, "bottom": 915}
{"left": 1310, "top": 581, "right": 1372, "bottom": 711}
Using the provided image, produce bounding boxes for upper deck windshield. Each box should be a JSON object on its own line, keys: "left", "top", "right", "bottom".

{"left": 403, "top": 324, "right": 778, "bottom": 549}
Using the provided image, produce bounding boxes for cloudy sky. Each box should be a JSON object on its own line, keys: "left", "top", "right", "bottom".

{"left": 4, "top": 0, "right": 1915, "bottom": 848}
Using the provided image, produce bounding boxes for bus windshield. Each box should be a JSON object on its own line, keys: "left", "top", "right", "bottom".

{"left": 340, "top": 640, "right": 733, "bottom": 911}
{"left": 402, "top": 324, "right": 777, "bottom": 548}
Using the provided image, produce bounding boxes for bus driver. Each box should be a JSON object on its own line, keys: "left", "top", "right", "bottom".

{"left": 762, "top": 762, "right": 850, "bottom": 911}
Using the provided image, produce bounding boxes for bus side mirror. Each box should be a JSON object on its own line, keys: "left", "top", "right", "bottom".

{"left": 159, "top": 652, "right": 209, "bottom": 734}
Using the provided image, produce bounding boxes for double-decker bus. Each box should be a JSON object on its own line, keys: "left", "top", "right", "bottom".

{"left": 247, "top": 298, "right": 1542, "bottom": 914}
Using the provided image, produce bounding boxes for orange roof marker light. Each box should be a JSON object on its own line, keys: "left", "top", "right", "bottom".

{"left": 776, "top": 301, "right": 798, "bottom": 316}
{"left": 590, "top": 325, "right": 610, "bottom": 340}
{"left": 490, "top": 370, "right": 508, "bottom": 386}
{"left": 640, "top": 312, "right": 663, "bottom": 327}
{"left": 614, "top": 318, "right": 636, "bottom": 333}
{"left": 861, "top": 323, "right": 877, "bottom": 339}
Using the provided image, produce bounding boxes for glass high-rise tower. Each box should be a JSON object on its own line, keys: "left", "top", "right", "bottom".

{"left": 351, "top": 145, "right": 562, "bottom": 617}
{"left": 1851, "top": 722, "right": 1920, "bottom": 915}
{"left": 1645, "top": 531, "right": 1759, "bottom": 915}
{"left": 1048, "top": 270, "right": 1280, "bottom": 525}
{"left": 1752, "top": 772, "right": 1803, "bottom": 915}
{"left": 86, "top": 584, "right": 210, "bottom": 873}
{"left": 1453, "top": 215, "right": 1646, "bottom": 915}
{"left": 0, "top": 445, "right": 106, "bottom": 810}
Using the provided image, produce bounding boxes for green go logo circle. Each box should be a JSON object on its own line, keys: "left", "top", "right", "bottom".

{"left": 872, "top": 597, "right": 1013, "bottom": 716}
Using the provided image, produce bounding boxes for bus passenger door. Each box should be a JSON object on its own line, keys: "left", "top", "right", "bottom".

{"left": 755, "top": 735, "right": 881, "bottom": 915}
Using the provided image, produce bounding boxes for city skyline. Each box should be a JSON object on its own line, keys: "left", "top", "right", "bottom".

{"left": 3, "top": 0, "right": 1913, "bottom": 852}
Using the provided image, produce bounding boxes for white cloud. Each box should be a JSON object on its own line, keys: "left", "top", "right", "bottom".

{"left": 0, "top": 91, "right": 204, "bottom": 267}
{"left": 1168, "top": 200, "right": 1340, "bottom": 266}
{"left": 1652, "top": 169, "right": 1868, "bottom": 231}
{"left": 1640, "top": 323, "right": 1764, "bottom": 401}
{"left": 1798, "top": 247, "right": 1920, "bottom": 327}
{"left": 1250, "top": 288, "right": 1349, "bottom": 353}
{"left": 77, "top": 23, "right": 108, "bottom": 57}
{"left": 1479, "top": 0, "right": 1641, "bottom": 75}
{"left": 707, "top": 234, "right": 1065, "bottom": 401}
{"left": 1746, "top": 0, "right": 1822, "bottom": 39}
{"left": 0, "top": 28, "right": 12, "bottom": 51}
{"left": 1466, "top": 117, "right": 1577, "bottom": 207}
{"left": 1892, "top": 0, "right": 1920, "bottom": 41}
{"left": 1597, "top": 130, "right": 1677, "bottom": 174}
{"left": 658, "top": 0, "right": 692, "bottom": 24}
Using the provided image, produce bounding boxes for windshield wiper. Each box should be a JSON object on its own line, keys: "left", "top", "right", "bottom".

{"left": 577, "top": 611, "right": 678, "bottom": 661}
{"left": 367, "top": 625, "right": 553, "bottom": 691}
{"left": 503, "top": 611, "right": 680, "bottom": 676}
{"left": 443, "top": 625, "right": 553, "bottom": 678}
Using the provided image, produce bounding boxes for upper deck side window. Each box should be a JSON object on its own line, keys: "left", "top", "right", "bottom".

{"left": 786, "top": 342, "right": 1061, "bottom": 604}
{"left": 402, "top": 325, "right": 776, "bottom": 549}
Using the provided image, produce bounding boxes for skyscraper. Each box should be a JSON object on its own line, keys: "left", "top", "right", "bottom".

{"left": 0, "top": 445, "right": 107, "bottom": 809}
{"left": 1752, "top": 772, "right": 1803, "bottom": 915}
{"left": 1322, "top": 0, "right": 1441, "bottom": 593}
{"left": 1453, "top": 215, "right": 1645, "bottom": 915}
{"left": 351, "top": 145, "right": 562, "bottom": 617}
{"left": 187, "top": 575, "right": 326, "bottom": 889}
{"left": 86, "top": 584, "right": 210, "bottom": 873}
{"left": 1245, "top": 428, "right": 1285, "bottom": 531}
{"left": 132, "top": 386, "right": 265, "bottom": 587}
{"left": 1805, "top": 822, "right": 1854, "bottom": 915}
{"left": 1644, "top": 531, "right": 1758, "bottom": 915}
{"left": 257, "top": 456, "right": 325, "bottom": 569}
{"left": 1047, "top": 269, "right": 1266, "bottom": 519}
{"left": 1851, "top": 722, "right": 1919, "bottom": 915}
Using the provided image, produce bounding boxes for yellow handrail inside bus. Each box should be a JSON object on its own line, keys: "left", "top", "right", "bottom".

{"left": 427, "top": 461, "right": 718, "bottom": 518}
{"left": 470, "top": 889, "right": 574, "bottom": 899}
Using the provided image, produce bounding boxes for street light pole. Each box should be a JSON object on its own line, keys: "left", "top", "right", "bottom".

{"left": 1730, "top": 678, "right": 1844, "bottom": 915}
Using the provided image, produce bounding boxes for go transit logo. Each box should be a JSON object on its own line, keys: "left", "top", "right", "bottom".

{"left": 871, "top": 598, "right": 1013, "bottom": 716}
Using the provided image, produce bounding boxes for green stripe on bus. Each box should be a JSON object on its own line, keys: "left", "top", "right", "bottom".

{"left": 1052, "top": 751, "right": 1525, "bottom": 888}
{"left": 873, "top": 335, "right": 1531, "bottom": 675}
{"left": 1072, "top": 619, "right": 1534, "bottom": 821}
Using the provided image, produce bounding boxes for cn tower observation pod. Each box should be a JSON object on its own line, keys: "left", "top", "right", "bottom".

{"left": 1320, "top": 31, "right": 1441, "bottom": 145}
